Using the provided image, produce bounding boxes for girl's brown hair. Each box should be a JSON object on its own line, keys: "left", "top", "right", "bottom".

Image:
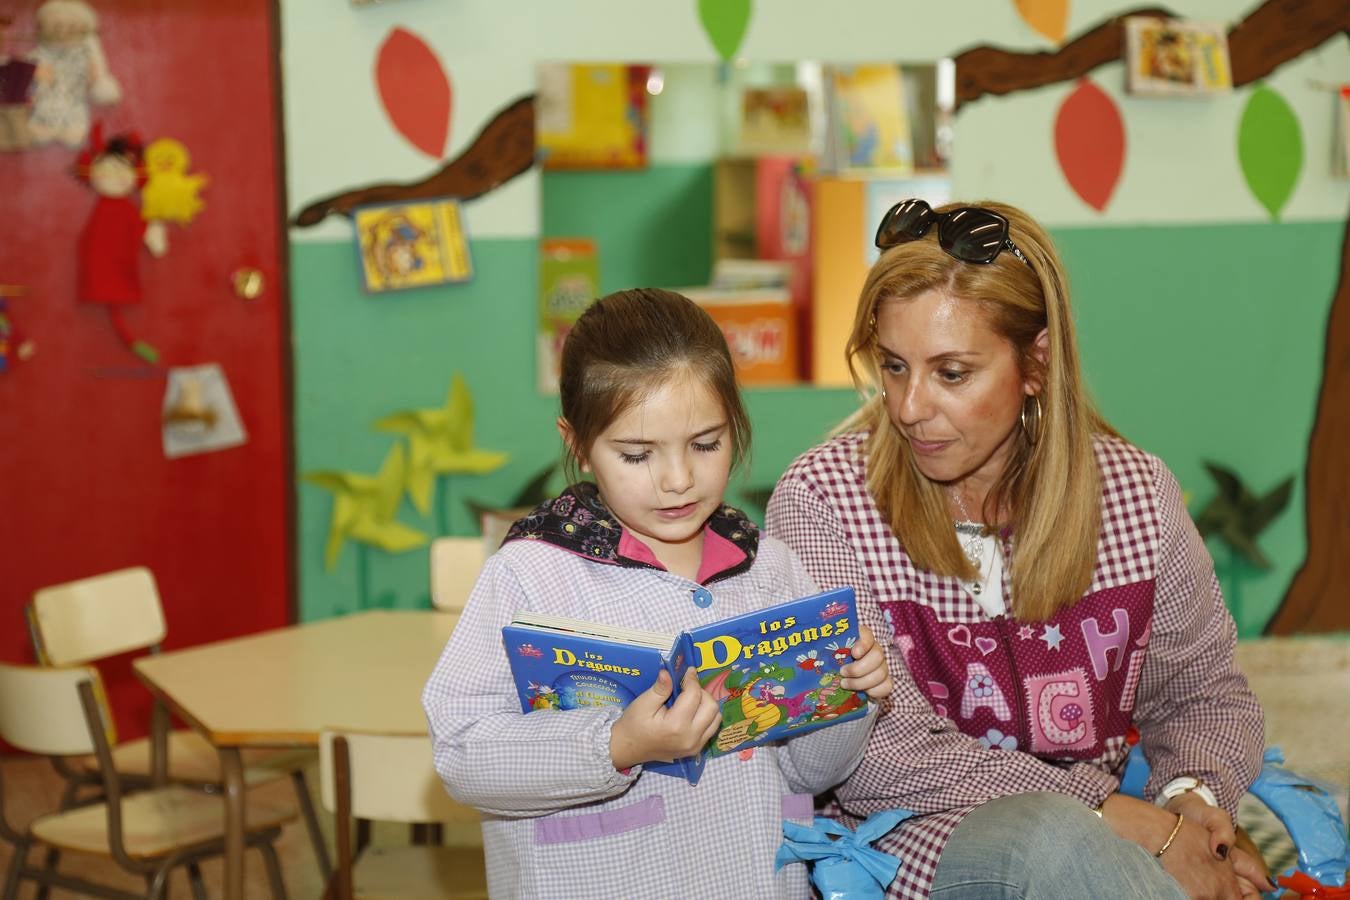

{"left": 558, "top": 288, "right": 751, "bottom": 479}
{"left": 839, "top": 201, "right": 1113, "bottom": 621}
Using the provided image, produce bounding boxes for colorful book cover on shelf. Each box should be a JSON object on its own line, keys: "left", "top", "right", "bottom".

{"left": 537, "top": 238, "right": 599, "bottom": 394}
{"left": 679, "top": 285, "right": 799, "bottom": 385}
{"left": 535, "top": 63, "right": 649, "bottom": 170}
{"left": 501, "top": 586, "right": 866, "bottom": 785}
{"left": 830, "top": 64, "right": 913, "bottom": 172}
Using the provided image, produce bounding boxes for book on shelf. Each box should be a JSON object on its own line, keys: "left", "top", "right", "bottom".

{"left": 678, "top": 283, "right": 799, "bottom": 385}
{"left": 502, "top": 586, "right": 868, "bottom": 785}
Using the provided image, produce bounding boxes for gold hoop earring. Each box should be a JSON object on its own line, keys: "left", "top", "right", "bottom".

{"left": 880, "top": 386, "right": 888, "bottom": 401}
{"left": 1020, "top": 394, "right": 1042, "bottom": 444}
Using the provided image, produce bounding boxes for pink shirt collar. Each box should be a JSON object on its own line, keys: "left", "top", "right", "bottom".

{"left": 617, "top": 526, "right": 748, "bottom": 584}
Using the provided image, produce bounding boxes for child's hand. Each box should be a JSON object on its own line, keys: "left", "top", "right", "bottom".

{"left": 609, "top": 667, "right": 721, "bottom": 771}
{"left": 840, "top": 624, "right": 893, "bottom": 700}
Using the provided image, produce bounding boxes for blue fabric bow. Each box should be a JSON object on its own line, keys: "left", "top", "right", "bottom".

{"left": 775, "top": 809, "right": 914, "bottom": 900}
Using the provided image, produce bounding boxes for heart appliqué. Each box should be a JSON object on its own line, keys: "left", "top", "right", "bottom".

{"left": 947, "top": 625, "right": 972, "bottom": 648}
{"left": 975, "top": 636, "right": 999, "bottom": 656}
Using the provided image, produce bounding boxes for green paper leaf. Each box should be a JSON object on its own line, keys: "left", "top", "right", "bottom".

{"left": 698, "top": 0, "right": 752, "bottom": 61}
{"left": 1238, "top": 85, "right": 1303, "bottom": 221}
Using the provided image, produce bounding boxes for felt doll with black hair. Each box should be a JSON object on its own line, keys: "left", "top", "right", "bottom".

{"left": 76, "top": 124, "right": 165, "bottom": 362}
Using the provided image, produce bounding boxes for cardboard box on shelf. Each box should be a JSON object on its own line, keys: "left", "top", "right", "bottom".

{"left": 680, "top": 285, "right": 799, "bottom": 385}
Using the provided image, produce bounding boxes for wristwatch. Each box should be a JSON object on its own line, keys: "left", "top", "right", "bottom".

{"left": 1157, "top": 775, "right": 1218, "bottom": 808}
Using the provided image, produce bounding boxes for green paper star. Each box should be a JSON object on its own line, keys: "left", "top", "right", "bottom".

{"left": 304, "top": 444, "right": 430, "bottom": 570}
{"left": 374, "top": 374, "right": 509, "bottom": 515}
{"left": 1193, "top": 461, "right": 1294, "bottom": 569}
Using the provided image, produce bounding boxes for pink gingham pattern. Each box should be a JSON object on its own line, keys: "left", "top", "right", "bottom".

{"left": 423, "top": 532, "right": 877, "bottom": 900}
{"left": 766, "top": 432, "right": 1263, "bottom": 898}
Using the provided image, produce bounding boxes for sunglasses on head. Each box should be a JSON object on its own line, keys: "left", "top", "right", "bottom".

{"left": 874, "top": 199, "right": 1033, "bottom": 269}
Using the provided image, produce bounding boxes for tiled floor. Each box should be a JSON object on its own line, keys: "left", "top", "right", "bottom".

{"left": 1, "top": 635, "right": 1346, "bottom": 898}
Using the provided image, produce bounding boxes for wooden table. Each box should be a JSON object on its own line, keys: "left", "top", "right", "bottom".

{"left": 133, "top": 609, "right": 459, "bottom": 900}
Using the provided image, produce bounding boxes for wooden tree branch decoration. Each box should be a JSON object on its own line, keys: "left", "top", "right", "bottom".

{"left": 954, "top": 0, "right": 1349, "bottom": 109}
{"left": 953, "top": 0, "right": 1350, "bottom": 633}
{"left": 1271, "top": 203, "right": 1350, "bottom": 633}
{"left": 292, "top": 94, "right": 536, "bottom": 228}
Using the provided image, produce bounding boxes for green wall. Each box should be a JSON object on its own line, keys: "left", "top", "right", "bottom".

{"left": 542, "top": 165, "right": 715, "bottom": 292}
{"left": 293, "top": 217, "right": 1340, "bottom": 634}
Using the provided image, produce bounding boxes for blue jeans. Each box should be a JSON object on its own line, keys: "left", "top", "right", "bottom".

{"left": 930, "top": 792, "right": 1188, "bottom": 899}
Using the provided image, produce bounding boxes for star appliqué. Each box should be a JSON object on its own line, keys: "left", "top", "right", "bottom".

{"left": 1040, "top": 624, "right": 1065, "bottom": 651}
{"left": 1017, "top": 625, "right": 1035, "bottom": 641}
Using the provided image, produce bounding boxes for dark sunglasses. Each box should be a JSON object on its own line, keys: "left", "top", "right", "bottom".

{"left": 874, "top": 198, "right": 1032, "bottom": 269}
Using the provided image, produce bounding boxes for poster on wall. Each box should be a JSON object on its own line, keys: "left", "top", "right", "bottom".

{"left": 1124, "top": 18, "right": 1232, "bottom": 97}
{"left": 536, "top": 63, "right": 649, "bottom": 170}
{"left": 161, "top": 363, "right": 247, "bottom": 459}
{"left": 537, "top": 238, "right": 599, "bottom": 394}
{"left": 353, "top": 198, "right": 472, "bottom": 293}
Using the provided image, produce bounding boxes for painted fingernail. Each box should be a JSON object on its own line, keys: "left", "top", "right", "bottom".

{"left": 1216, "top": 843, "right": 1228, "bottom": 859}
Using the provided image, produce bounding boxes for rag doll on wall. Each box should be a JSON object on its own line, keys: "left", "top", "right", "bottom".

{"left": 76, "top": 125, "right": 167, "bottom": 363}
{"left": 0, "top": 16, "right": 38, "bottom": 151}
{"left": 29, "top": 0, "right": 121, "bottom": 147}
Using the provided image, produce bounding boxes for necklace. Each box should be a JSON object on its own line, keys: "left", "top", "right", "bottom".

{"left": 950, "top": 490, "right": 995, "bottom": 597}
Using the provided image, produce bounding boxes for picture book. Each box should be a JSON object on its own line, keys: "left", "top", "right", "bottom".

{"left": 1124, "top": 17, "right": 1232, "bottom": 98}
{"left": 352, "top": 198, "right": 473, "bottom": 292}
{"left": 501, "top": 586, "right": 868, "bottom": 785}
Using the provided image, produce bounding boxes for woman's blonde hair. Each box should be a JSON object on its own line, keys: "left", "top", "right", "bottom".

{"left": 840, "top": 200, "right": 1113, "bottom": 621}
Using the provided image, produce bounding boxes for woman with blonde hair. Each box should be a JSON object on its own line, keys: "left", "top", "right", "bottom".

{"left": 766, "top": 199, "right": 1267, "bottom": 899}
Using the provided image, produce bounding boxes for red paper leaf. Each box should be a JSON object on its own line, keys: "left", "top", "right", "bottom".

{"left": 1054, "top": 78, "right": 1125, "bottom": 212}
{"left": 375, "top": 27, "right": 451, "bottom": 159}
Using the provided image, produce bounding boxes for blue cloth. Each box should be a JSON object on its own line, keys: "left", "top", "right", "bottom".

{"left": 775, "top": 809, "right": 913, "bottom": 900}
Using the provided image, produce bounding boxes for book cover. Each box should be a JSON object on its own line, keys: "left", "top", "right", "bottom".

{"left": 828, "top": 64, "right": 914, "bottom": 173}
{"left": 352, "top": 198, "right": 473, "bottom": 293}
{"left": 1124, "top": 17, "right": 1232, "bottom": 98}
{"left": 537, "top": 238, "right": 599, "bottom": 394}
{"left": 501, "top": 586, "right": 866, "bottom": 784}
{"left": 501, "top": 620, "right": 704, "bottom": 784}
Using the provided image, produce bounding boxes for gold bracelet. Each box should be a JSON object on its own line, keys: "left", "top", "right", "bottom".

{"left": 1154, "top": 813, "right": 1185, "bottom": 858}
{"left": 1091, "top": 799, "right": 1106, "bottom": 818}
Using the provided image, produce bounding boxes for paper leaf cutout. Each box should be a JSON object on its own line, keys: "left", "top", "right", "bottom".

{"left": 375, "top": 27, "right": 452, "bottom": 159}
{"left": 374, "top": 373, "right": 509, "bottom": 515}
{"left": 304, "top": 444, "right": 430, "bottom": 570}
{"left": 1014, "top": 0, "right": 1068, "bottom": 43}
{"left": 1238, "top": 85, "right": 1303, "bottom": 221}
{"left": 698, "top": 0, "right": 752, "bottom": 61}
{"left": 1054, "top": 78, "right": 1125, "bottom": 212}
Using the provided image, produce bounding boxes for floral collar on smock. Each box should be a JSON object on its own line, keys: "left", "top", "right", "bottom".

{"left": 502, "top": 481, "right": 759, "bottom": 585}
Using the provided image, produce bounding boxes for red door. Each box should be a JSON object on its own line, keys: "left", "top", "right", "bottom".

{"left": 0, "top": 0, "right": 289, "bottom": 737}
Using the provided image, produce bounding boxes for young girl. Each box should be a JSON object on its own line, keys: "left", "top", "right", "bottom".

{"left": 423, "top": 288, "right": 892, "bottom": 899}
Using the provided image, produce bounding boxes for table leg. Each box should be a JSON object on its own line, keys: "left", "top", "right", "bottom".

{"left": 220, "top": 747, "right": 245, "bottom": 900}
{"left": 150, "top": 701, "right": 169, "bottom": 787}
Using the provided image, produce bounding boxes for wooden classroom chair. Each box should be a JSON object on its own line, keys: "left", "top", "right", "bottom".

{"left": 319, "top": 729, "right": 487, "bottom": 900}
{"left": 0, "top": 661, "right": 293, "bottom": 900}
{"left": 26, "top": 566, "right": 331, "bottom": 876}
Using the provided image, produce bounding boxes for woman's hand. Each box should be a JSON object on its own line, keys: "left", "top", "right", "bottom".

{"left": 1099, "top": 793, "right": 1247, "bottom": 899}
{"left": 840, "top": 624, "right": 894, "bottom": 700}
{"left": 1164, "top": 795, "right": 1277, "bottom": 896}
{"left": 609, "top": 668, "right": 721, "bottom": 770}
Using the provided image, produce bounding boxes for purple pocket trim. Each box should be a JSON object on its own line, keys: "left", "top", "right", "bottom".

{"left": 782, "top": 793, "right": 814, "bottom": 820}
{"left": 534, "top": 795, "right": 666, "bottom": 845}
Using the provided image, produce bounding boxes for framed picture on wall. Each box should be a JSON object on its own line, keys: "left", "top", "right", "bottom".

{"left": 1124, "top": 17, "right": 1232, "bottom": 97}
{"left": 352, "top": 198, "right": 473, "bottom": 293}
